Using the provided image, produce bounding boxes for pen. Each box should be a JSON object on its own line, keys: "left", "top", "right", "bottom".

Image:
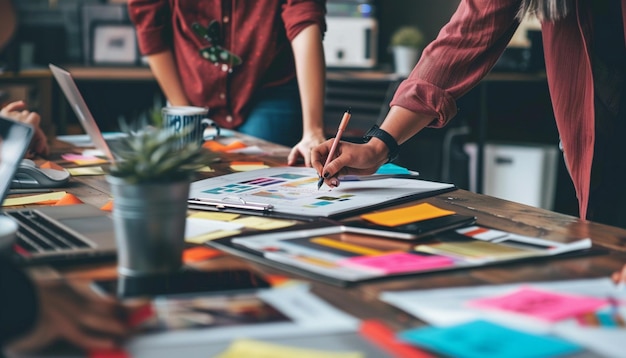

{"left": 188, "top": 197, "right": 273, "bottom": 211}
{"left": 317, "top": 108, "right": 351, "bottom": 190}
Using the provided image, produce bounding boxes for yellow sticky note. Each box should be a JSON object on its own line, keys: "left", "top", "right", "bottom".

{"left": 196, "top": 166, "right": 214, "bottom": 173}
{"left": 67, "top": 166, "right": 105, "bottom": 176}
{"left": 230, "top": 161, "right": 270, "bottom": 171}
{"left": 360, "top": 202, "right": 455, "bottom": 227}
{"left": 230, "top": 216, "right": 297, "bottom": 230}
{"left": 188, "top": 211, "right": 240, "bottom": 221}
{"left": 185, "top": 230, "right": 241, "bottom": 244}
{"left": 216, "top": 339, "right": 363, "bottom": 358}
{"left": 3, "top": 191, "right": 67, "bottom": 207}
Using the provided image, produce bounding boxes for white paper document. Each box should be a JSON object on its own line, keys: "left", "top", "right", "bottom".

{"left": 189, "top": 167, "right": 455, "bottom": 218}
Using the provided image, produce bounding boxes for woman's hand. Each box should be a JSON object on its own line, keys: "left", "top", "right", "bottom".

{"left": 7, "top": 279, "right": 131, "bottom": 353}
{"left": 612, "top": 264, "right": 626, "bottom": 287}
{"left": 311, "top": 139, "right": 388, "bottom": 188}
{"left": 287, "top": 131, "right": 326, "bottom": 167}
{"left": 0, "top": 100, "right": 49, "bottom": 158}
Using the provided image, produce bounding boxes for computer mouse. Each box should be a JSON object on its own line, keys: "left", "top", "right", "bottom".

{"left": 11, "top": 159, "right": 71, "bottom": 189}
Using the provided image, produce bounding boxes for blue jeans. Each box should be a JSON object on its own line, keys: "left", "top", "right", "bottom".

{"left": 236, "top": 81, "right": 303, "bottom": 147}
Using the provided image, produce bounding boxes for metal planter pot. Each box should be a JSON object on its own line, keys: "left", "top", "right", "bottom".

{"left": 106, "top": 176, "right": 189, "bottom": 277}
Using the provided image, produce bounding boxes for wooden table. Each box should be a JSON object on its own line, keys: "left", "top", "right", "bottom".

{"left": 20, "top": 134, "right": 626, "bottom": 349}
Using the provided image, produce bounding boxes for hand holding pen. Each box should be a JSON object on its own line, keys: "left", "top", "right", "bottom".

{"left": 317, "top": 108, "right": 352, "bottom": 190}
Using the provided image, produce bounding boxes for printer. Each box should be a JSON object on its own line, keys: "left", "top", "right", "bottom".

{"left": 324, "top": 1, "right": 378, "bottom": 68}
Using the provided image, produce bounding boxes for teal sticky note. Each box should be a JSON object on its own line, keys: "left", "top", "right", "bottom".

{"left": 375, "top": 163, "right": 411, "bottom": 175}
{"left": 397, "top": 320, "right": 582, "bottom": 358}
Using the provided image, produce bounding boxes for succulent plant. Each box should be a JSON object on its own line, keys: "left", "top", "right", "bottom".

{"left": 107, "top": 119, "right": 215, "bottom": 184}
{"left": 390, "top": 26, "right": 425, "bottom": 49}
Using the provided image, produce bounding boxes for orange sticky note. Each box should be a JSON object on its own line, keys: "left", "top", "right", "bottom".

{"left": 182, "top": 246, "right": 223, "bottom": 263}
{"left": 360, "top": 202, "right": 455, "bottom": 227}
{"left": 39, "top": 161, "right": 65, "bottom": 171}
{"left": 100, "top": 200, "right": 114, "bottom": 211}
{"left": 53, "top": 193, "right": 84, "bottom": 206}
{"left": 264, "top": 274, "right": 292, "bottom": 287}
{"left": 203, "top": 140, "right": 247, "bottom": 152}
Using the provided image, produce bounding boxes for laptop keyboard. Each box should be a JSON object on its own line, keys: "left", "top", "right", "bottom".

{"left": 6, "top": 211, "right": 91, "bottom": 255}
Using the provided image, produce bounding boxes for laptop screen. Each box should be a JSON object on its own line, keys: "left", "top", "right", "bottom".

{"left": 0, "top": 116, "right": 34, "bottom": 204}
{"left": 49, "top": 64, "right": 116, "bottom": 162}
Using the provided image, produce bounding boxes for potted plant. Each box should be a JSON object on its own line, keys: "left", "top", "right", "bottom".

{"left": 106, "top": 120, "right": 215, "bottom": 277}
{"left": 390, "top": 26, "right": 425, "bottom": 77}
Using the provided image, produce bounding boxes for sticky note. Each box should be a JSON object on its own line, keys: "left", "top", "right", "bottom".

{"left": 230, "top": 216, "right": 297, "bottom": 230}
{"left": 188, "top": 211, "right": 240, "bottom": 221}
{"left": 375, "top": 163, "right": 411, "bottom": 175}
{"left": 100, "top": 200, "right": 114, "bottom": 211}
{"left": 340, "top": 252, "right": 454, "bottom": 274}
{"left": 195, "top": 165, "right": 214, "bottom": 173}
{"left": 230, "top": 161, "right": 269, "bottom": 171}
{"left": 468, "top": 286, "right": 609, "bottom": 322}
{"left": 67, "top": 166, "right": 106, "bottom": 176}
{"left": 39, "top": 161, "right": 66, "bottom": 171}
{"left": 360, "top": 203, "right": 455, "bottom": 227}
{"left": 3, "top": 191, "right": 67, "bottom": 207}
{"left": 216, "top": 339, "right": 363, "bottom": 358}
{"left": 398, "top": 320, "right": 581, "bottom": 358}
{"left": 61, "top": 153, "right": 108, "bottom": 165}
{"left": 53, "top": 193, "right": 84, "bottom": 206}
{"left": 183, "top": 246, "right": 223, "bottom": 263}
{"left": 203, "top": 140, "right": 247, "bottom": 152}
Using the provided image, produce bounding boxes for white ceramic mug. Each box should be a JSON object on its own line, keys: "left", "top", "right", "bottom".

{"left": 161, "top": 106, "right": 220, "bottom": 147}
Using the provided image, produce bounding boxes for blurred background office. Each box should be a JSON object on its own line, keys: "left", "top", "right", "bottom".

{"left": 0, "top": 0, "right": 576, "bottom": 216}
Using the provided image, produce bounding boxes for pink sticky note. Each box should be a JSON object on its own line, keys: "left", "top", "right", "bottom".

{"left": 339, "top": 252, "right": 454, "bottom": 274}
{"left": 468, "top": 286, "right": 608, "bottom": 322}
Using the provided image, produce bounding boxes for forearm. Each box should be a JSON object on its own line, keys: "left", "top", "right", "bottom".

{"left": 291, "top": 24, "right": 326, "bottom": 138}
{"left": 147, "top": 51, "right": 190, "bottom": 106}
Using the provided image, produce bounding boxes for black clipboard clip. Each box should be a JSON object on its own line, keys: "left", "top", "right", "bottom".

{"left": 188, "top": 196, "right": 274, "bottom": 212}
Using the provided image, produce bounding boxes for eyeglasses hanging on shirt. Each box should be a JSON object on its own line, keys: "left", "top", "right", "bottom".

{"left": 192, "top": 21, "right": 242, "bottom": 73}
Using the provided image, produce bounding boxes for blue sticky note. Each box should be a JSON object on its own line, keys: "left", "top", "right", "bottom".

{"left": 397, "top": 320, "right": 582, "bottom": 358}
{"left": 375, "top": 163, "right": 411, "bottom": 175}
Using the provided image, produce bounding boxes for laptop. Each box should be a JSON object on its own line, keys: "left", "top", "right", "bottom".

{"left": 0, "top": 115, "right": 116, "bottom": 265}
{"left": 49, "top": 63, "right": 118, "bottom": 161}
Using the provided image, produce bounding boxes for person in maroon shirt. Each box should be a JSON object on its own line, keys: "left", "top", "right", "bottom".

{"left": 128, "top": 0, "right": 327, "bottom": 167}
{"left": 313, "top": 0, "right": 626, "bottom": 229}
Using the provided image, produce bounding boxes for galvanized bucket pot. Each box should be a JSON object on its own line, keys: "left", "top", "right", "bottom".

{"left": 106, "top": 176, "right": 189, "bottom": 277}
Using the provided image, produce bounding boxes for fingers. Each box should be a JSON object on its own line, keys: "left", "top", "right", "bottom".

{"left": 49, "top": 306, "right": 122, "bottom": 351}
{"left": 1, "top": 100, "right": 26, "bottom": 114}
{"left": 311, "top": 139, "right": 332, "bottom": 174}
{"left": 612, "top": 264, "right": 626, "bottom": 285}
{"left": 287, "top": 147, "right": 299, "bottom": 166}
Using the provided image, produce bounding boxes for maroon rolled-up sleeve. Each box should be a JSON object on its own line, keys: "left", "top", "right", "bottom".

{"left": 128, "top": 0, "right": 173, "bottom": 55}
{"left": 281, "top": 0, "right": 327, "bottom": 41}
{"left": 390, "top": 0, "right": 521, "bottom": 128}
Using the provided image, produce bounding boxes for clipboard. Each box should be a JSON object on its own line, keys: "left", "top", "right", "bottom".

{"left": 188, "top": 167, "right": 456, "bottom": 220}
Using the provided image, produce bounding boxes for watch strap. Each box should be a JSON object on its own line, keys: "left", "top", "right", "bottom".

{"left": 363, "top": 125, "right": 400, "bottom": 162}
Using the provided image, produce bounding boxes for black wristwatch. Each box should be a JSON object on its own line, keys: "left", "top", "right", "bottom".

{"left": 363, "top": 125, "right": 400, "bottom": 163}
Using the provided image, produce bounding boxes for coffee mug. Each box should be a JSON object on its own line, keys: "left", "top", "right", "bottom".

{"left": 161, "top": 106, "right": 220, "bottom": 147}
